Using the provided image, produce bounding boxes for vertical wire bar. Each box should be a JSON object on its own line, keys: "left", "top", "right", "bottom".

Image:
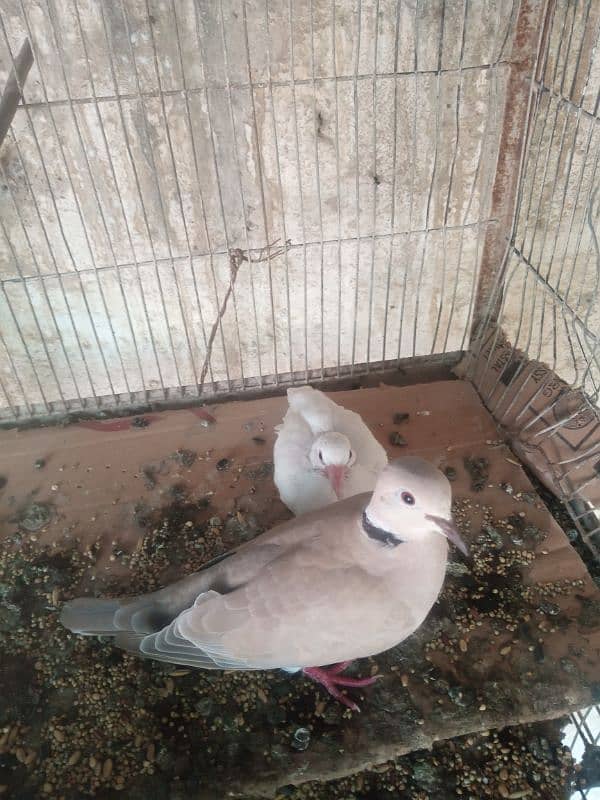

{"left": 332, "top": 0, "right": 343, "bottom": 375}
{"left": 17, "top": 0, "right": 119, "bottom": 405}
{"left": 531, "top": 0, "right": 591, "bottom": 359}
{"left": 0, "top": 197, "right": 61, "bottom": 414}
{"left": 579, "top": 187, "right": 600, "bottom": 342}
{"left": 467, "top": 0, "right": 557, "bottom": 380}
{"left": 241, "top": 0, "right": 280, "bottom": 382}
{"left": 365, "top": 0, "right": 381, "bottom": 372}
{"left": 0, "top": 341, "right": 20, "bottom": 419}
{"left": 0, "top": 279, "right": 46, "bottom": 415}
{"left": 190, "top": 2, "right": 246, "bottom": 389}
{"left": 397, "top": 0, "right": 420, "bottom": 361}
{"left": 71, "top": 0, "right": 162, "bottom": 402}
{"left": 491, "top": 0, "right": 598, "bottom": 418}
{"left": 350, "top": 0, "right": 363, "bottom": 373}
{"left": 169, "top": 0, "right": 225, "bottom": 389}
{"left": 119, "top": 0, "right": 198, "bottom": 397}
{"left": 263, "top": 0, "right": 294, "bottom": 377}
{"left": 191, "top": 5, "right": 252, "bottom": 389}
{"left": 542, "top": 19, "right": 599, "bottom": 294}
{"left": 567, "top": 112, "right": 600, "bottom": 317}
{"left": 557, "top": 0, "right": 579, "bottom": 98}
{"left": 0, "top": 16, "right": 97, "bottom": 410}
{"left": 489, "top": 275, "right": 536, "bottom": 417}
{"left": 517, "top": 2, "right": 570, "bottom": 259}
{"left": 470, "top": 255, "right": 521, "bottom": 394}
{"left": 412, "top": 0, "right": 446, "bottom": 357}
{"left": 44, "top": 1, "right": 136, "bottom": 402}
{"left": 287, "top": 0, "right": 311, "bottom": 380}
{"left": 567, "top": 117, "right": 600, "bottom": 314}
{"left": 467, "top": 4, "right": 556, "bottom": 396}
{"left": 142, "top": 0, "right": 210, "bottom": 395}
{"left": 381, "top": 0, "right": 402, "bottom": 364}
{"left": 217, "top": 2, "right": 264, "bottom": 386}
{"left": 308, "top": 0, "right": 327, "bottom": 378}
{"left": 432, "top": 0, "right": 468, "bottom": 354}
{"left": 524, "top": 0, "right": 583, "bottom": 267}
{"left": 459, "top": 0, "right": 519, "bottom": 353}
{"left": 97, "top": 2, "right": 173, "bottom": 400}
{"left": 0, "top": 151, "right": 79, "bottom": 413}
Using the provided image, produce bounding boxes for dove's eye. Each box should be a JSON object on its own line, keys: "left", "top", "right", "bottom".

{"left": 318, "top": 451, "right": 324, "bottom": 463}
{"left": 401, "top": 491, "right": 415, "bottom": 506}
{"left": 348, "top": 450, "right": 354, "bottom": 462}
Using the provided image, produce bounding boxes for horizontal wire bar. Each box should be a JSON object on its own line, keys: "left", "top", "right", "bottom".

{"left": 0, "top": 351, "right": 463, "bottom": 424}
{"left": 11, "top": 61, "right": 512, "bottom": 111}
{"left": 0, "top": 219, "right": 499, "bottom": 285}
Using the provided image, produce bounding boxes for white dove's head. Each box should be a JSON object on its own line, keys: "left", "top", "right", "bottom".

{"left": 309, "top": 431, "right": 357, "bottom": 498}
{"left": 364, "top": 457, "right": 468, "bottom": 555}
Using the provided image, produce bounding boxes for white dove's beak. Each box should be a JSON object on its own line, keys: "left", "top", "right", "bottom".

{"left": 426, "top": 514, "right": 469, "bottom": 556}
{"left": 323, "top": 464, "right": 346, "bottom": 499}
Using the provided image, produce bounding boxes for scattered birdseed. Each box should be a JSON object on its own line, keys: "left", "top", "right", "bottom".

{"left": 389, "top": 432, "right": 407, "bottom": 447}
{"left": 0, "top": 462, "right": 591, "bottom": 799}
{"left": 216, "top": 458, "right": 231, "bottom": 471}
{"left": 393, "top": 412, "right": 410, "bottom": 425}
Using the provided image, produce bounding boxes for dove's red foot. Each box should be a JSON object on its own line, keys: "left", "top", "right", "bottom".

{"left": 303, "top": 662, "right": 380, "bottom": 712}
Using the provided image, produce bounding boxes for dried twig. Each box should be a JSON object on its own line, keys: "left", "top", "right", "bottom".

{"left": 198, "top": 239, "right": 291, "bottom": 388}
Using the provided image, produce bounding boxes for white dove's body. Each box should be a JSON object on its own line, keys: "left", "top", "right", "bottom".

{"left": 60, "top": 459, "right": 466, "bottom": 674}
{"left": 274, "top": 386, "right": 388, "bottom": 515}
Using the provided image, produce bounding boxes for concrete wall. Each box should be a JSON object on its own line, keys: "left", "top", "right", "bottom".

{"left": 1, "top": 1, "right": 517, "bottom": 416}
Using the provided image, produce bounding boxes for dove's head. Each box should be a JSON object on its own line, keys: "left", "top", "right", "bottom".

{"left": 364, "top": 457, "right": 468, "bottom": 555}
{"left": 309, "top": 432, "right": 356, "bottom": 498}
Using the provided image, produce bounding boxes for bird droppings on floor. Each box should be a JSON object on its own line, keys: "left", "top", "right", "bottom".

{"left": 0, "top": 382, "right": 598, "bottom": 798}
{"left": 0, "top": 482, "right": 597, "bottom": 798}
{"left": 463, "top": 457, "right": 490, "bottom": 492}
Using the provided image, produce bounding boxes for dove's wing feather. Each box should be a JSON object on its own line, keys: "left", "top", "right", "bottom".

{"left": 60, "top": 503, "right": 340, "bottom": 638}
{"left": 286, "top": 385, "right": 336, "bottom": 434}
{"left": 61, "top": 459, "right": 458, "bottom": 674}
{"left": 140, "top": 525, "right": 420, "bottom": 670}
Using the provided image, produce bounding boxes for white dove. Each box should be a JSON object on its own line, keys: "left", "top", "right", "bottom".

{"left": 273, "top": 386, "right": 388, "bottom": 515}
{"left": 61, "top": 458, "right": 467, "bottom": 710}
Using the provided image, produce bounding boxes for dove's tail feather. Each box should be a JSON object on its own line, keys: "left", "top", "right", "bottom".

{"left": 114, "top": 631, "right": 146, "bottom": 654}
{"left": 60, "top": 597, "right": 121, "bottom": 635}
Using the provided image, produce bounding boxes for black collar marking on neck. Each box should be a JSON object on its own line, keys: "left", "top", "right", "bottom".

{"left": 362, "top": 511, "right": 404, "bottom": 548}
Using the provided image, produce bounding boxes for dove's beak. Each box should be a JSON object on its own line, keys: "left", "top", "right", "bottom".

{"left": 426, "top": 514, "right": 469, "bottom": 556}
{"left": 323, "top": 465, "right": 346, "bottom": 499}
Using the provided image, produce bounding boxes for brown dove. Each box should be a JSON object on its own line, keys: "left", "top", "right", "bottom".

{"left": 60, "top": 458, "right": 467, "bottom": 710}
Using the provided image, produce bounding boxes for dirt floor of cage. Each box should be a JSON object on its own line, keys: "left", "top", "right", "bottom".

{"left": 0, "top": 381, "right": 598, "bottom": 798}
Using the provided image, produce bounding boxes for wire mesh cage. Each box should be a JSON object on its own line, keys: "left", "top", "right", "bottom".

{"left": 0, "top": 0, "right": 516, "bottom": 415}
{"left": 0, "top": 0, "right": 599, "bottom": 795}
